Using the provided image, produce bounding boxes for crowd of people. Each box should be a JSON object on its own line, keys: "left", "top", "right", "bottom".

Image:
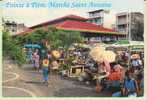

{"left": 27, "top": 48, "right": 51, "bottom": 85}
{"left": 77, "top": 49, "right": 144, "bottom": 97}
{"left": 25, "top": 46, "right": 144, "bottom": 97}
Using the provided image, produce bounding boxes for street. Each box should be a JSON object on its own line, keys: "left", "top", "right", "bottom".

{"left": 2, "top": 59, "right": 110, "bottom": 97}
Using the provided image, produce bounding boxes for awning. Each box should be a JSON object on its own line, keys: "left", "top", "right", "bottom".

{"left": 24, "top": 44, "right": 41, "bottom": 49}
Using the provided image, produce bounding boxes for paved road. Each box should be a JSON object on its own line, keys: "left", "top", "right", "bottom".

{"left": 2, "top": 59, "right": 111, "bottom": 97}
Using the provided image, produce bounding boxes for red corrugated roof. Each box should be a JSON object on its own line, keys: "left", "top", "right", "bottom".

{"left": 15, "top": 15, "right": 126, "bottom": 36}
{"left": 15, "top": 20, "right": 125, "bottom": 36}
{"left": 30, "top": 15, "right": 87, "bottom": 29}
{"left": 55, "top": 20, "right": 119, "bottom": 34}
{"left": 63, "top": 15, "right": 87, "bottom": 20}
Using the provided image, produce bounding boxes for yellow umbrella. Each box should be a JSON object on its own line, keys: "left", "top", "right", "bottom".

{"left": 52, "top": 50, "right": 61, "bottom": 59}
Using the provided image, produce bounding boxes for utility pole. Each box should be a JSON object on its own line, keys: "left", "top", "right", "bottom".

{"left": 128, "top": 11, "right": 132, "bottom": 69}
{"left": 128, "top": 12, "right": 131, "bottom": 42}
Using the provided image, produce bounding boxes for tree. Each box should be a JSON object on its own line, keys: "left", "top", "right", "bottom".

{"left": 3, "top": 30, "right": 26, "bottom": 65}
{"left": 46, "top": 27, "right": 84, "bottom": 50}
{"left": 58, "top": 30, "right": 84, "bottom": 49}
{"left": 131, "top": 15, "right": 144, "bottom": 41}
{"left": 16, "top": 26, "right": 84, "bottom": 50}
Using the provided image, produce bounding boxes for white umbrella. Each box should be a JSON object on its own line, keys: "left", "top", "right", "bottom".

{"left": 89, "top": 46, "right": 105, "bottom": 62}
{"left": 90, "top": 46, "right": 116, "bottom": 63}
{"left": 101, "top": 51, "right": 116, "bottom": 63}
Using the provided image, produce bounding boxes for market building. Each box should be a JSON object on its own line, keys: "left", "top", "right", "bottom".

{"left": 16, "top": 14, "right": 126, "bottom": 43}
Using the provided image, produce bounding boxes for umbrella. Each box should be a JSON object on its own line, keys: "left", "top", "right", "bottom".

{"left": 89, "top": 46, "right": 105, "bottom": 62}
{"left": 101, "top": 51, "right": 116, "bottom": 63}
{"left": 24, "top": 44, "right": 41, "bottom": 49}
{"left": 89, "top": 46, "right": 116, "bottom": 63}
{"left": 52, "top": 50, "right": 61, "bottom": 59}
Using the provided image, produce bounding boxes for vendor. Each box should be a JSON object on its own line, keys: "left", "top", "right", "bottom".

{"left": 112, "top": 70, "right": 139, "bottom": 97}
{"left": 108, "top": 65, "right": 123, "bottom": 81}
{"left": 96, "top": 60, "right": 111, "bottom": 84}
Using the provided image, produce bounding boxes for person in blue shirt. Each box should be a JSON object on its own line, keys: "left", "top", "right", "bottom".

{"left": 112, "top": 70, "right": 138, "bottom": 97}
{"left": 131, "top": 58, "right": 142, "bottom": 71}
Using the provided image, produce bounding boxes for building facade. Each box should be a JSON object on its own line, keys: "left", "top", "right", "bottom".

{"left": 3, "top": 20, "right": 27, "bottom": 35}
{"left": 17, "top": 14, "right": 126, "bottom": 43}
{"left": 87, "top": 9, "right": 116, "bottom": 29}
{"left": 116, "top": 12, "right": 144, "bottom": 41}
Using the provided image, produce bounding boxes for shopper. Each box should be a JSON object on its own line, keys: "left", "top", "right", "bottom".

{"left": 34, "top": 54, "right": 40, "bottom": 72}
{"left": 42, "top": 56, "right": 50, "bottom": 85}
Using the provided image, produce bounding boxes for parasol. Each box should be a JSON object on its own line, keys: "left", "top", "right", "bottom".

{"left": 52, "top": 50, "right": 61, "bottom": 59}
{"left": 101, "top": 51, "right": 116, "bottom": 63}
{"left": 24, "top": 44, "right": 41, "bottom": 49}
{"left": 89, "top": 46, "right": 105, "bottom": 62}
{"left": 89, "top": 46, "right": 116, "bottom": 63}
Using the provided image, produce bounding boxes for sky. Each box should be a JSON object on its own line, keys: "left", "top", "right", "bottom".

{"left": 2, "top": 0, "right": 144, "bottom": 27}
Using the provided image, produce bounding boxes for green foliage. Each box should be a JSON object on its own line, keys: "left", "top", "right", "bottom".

{"left": 59, "top": 61, "right": 69, "bottom": 71}
{"left": 3, "top": 30, "right": 26, "bottom": 65}
{"left": 3, "top": 25, "right": 83, "bottom": 66}
{"left": 9, "top": 26, "right": 84, "bottom": 66}
{"left": 62, "top": 64, "right": 70, "bottom": 70}
{"left": 46, "top": 27, "right": 84, "bottom": 50}
{"left": 15, "top": 26, "right": 84, "bottom": 50}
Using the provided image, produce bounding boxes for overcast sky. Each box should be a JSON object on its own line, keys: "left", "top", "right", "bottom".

{"left": 2, "top": 0, "right": 144, "bottom": 27}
